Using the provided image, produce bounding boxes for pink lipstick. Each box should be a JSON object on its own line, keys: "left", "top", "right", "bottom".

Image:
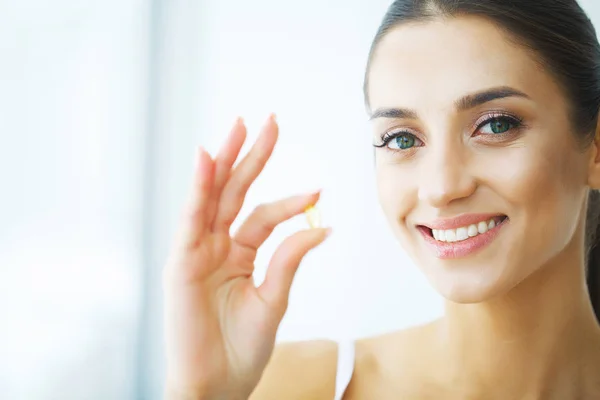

{"left": 417, "top": 214, "right": 508, "bottom": 259}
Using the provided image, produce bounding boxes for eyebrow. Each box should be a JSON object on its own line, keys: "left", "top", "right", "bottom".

{"left": 368, "top": 86, "right": 530, "bottom": 121}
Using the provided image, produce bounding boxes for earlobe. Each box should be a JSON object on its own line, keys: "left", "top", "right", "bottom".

{"left": 588, "top": 120, "right": 600, "bottom": 189}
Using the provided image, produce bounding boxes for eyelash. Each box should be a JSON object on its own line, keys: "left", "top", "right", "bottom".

{"left": 373, "top": 113, "right": 524, "bottom": 150}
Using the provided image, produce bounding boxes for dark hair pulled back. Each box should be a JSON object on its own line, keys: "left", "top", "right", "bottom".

{"left": 365, "top": 0, "right": 600, "bottom": 322}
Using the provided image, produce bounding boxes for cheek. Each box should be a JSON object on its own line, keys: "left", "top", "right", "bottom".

{"left": 376, "top": 161, "right": 418, "bottom": 225}
{"left": 482, "top": 142, "right": 588, "bottom": 255}
{"left": 504, "top": 148, "right": 583, "bottom": 209}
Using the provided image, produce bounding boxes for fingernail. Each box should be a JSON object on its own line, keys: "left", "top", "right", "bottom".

{"left": 236, "top": 116, "right": 244, "bottom": 126}
{"left": 324, "top": 227, "right": 333, "bottom": 237}
{"left": 262, "top": 115, "right": 273, "bottom": 129}
{"left": 270, "top": 113, "right": 277, "bottom": 122}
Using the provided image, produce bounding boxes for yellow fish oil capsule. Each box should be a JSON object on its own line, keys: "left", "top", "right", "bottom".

{"left": 304, "top": 205, "right": 321, "bottom": 229}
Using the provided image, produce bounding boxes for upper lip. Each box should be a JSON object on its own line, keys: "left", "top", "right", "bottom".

{"left": 418, "top": 213, "right": 506, "bottom": 230}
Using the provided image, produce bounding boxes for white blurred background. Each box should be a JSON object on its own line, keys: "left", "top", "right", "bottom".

{"left": 2, "top": 0, "right": 599, "bottom": 398}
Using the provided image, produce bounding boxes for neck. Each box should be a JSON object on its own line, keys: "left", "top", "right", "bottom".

{"left": 438, "top": 239, "right": 600, "bottom": 399}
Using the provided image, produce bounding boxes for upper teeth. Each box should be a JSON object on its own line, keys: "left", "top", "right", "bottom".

{"left": 432, "top": 218, "right": 499, "bottom": 243}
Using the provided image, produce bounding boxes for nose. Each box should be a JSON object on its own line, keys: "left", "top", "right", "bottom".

{"left": 418, "top": 144, "right": 477, "bottom": 208}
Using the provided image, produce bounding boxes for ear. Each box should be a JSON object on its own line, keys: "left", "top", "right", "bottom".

{"left": 588, "top": 115, "right": 600, "bottom": 189}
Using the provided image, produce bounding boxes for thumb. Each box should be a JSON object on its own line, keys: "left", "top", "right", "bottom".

{"left": 258, "top": 228, "right": 331, "bottom": 313}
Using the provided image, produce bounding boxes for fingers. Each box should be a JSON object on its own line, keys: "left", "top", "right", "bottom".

{"left": 179, "top": 147, "right": 216, "bottom": 249}
{"left": 234, "top": 191, "right": 321, "bottom": 250}
{"left": 206, "top": 118, "right": 247, "bottom": 226}
{"left": 257, "top": 228, "right": 331, "bottom": 312}
{"left": 213, "top": 114, "right": 279, "bottom": 231}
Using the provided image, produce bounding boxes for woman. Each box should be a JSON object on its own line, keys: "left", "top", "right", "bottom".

{"left": 163, "top": 0, "right": 600, "bottom": 398}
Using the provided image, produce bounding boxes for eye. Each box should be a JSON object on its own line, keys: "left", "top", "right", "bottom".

{"left": 375, "top": 131, "right": 423, "bottom": 150}
{"left": 389, "top": 134, "right": 417, "bottom": 150}
{"left": 478, "top": 116, "right": 520, "bottom": 135}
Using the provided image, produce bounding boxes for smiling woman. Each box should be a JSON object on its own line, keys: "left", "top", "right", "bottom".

{"left": 367, "top": 5, "right": 600, "bottom": 310}
{"left": 163, "top": 1, "right": 600, "bottom": 399}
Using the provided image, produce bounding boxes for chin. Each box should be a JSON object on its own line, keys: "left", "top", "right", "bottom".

{"left": 426, "top": 267, "right": 513, "bottom": 304}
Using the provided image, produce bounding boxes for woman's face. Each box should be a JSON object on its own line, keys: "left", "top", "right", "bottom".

{"left": 368, "top": 16, "right": 595, "bottom": 303}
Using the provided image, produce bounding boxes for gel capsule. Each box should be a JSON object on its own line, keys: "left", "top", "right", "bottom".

{"left": 304, "top": 205, "right": 321, "bottom": 229}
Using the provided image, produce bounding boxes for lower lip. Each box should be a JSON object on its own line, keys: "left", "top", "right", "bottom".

{"left": 418, "top": 219, "right": 508, "bottom": 259}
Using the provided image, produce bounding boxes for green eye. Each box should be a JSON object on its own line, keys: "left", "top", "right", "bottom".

{"left": 482, "top": 117, "right": 514, "bottom": 134}
{"left": 389, "top": 134, "right": 416, "bottom": 150}
{"left": 374, "top": 131, "right": 422, "bottom": 150}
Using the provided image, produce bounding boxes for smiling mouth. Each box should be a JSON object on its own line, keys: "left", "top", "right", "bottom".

{"left": 419, "top": 216, "right": 508, "bottom": 243}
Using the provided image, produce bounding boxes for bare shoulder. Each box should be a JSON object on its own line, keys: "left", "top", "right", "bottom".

{"left": 249, "top": 339, "right": 338, "bottom": 400}
{"left": 357, "top": 320, "right": 439, "bottom": 364}
{"left": 346, "top": 320, "right": 442, "bottom": 399}
{"left": 249, "top": 322, "right": 442, "bottom": 400}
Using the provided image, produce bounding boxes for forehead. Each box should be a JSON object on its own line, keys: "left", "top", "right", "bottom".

{"left": 367, "top": 16, "right": 558, "bottom": 111}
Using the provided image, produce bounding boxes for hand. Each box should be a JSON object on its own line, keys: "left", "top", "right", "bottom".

{"left": 163, "top": 115, "right": 331, "bottom": 399}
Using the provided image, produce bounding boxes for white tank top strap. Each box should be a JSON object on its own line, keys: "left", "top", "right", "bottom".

{"left": 334, "top": 340, "right": 355, "bottom": 400}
